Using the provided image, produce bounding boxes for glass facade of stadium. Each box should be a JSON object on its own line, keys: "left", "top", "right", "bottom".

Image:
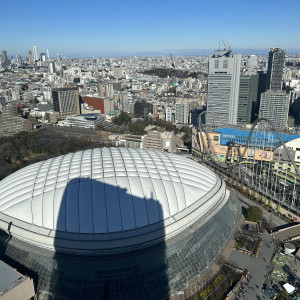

{"left": 0, "top": 193, "right": 240, "bottom": 300}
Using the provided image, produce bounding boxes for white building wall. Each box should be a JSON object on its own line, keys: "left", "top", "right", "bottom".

{"left": 207, "top": 51, "right": 241, "bottom": 126}
{"left": 165, "top": 106, "right": 172, "bottom": 122}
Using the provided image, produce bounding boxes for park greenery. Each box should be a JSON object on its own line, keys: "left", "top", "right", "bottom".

{"left": 246, "top": 206, "right": 263, "bottom": 222}
{"left": 112, "top": 111, "right": 131, "bottom": 126}
{"left": 130, "top": 122, "right": 146, "bottom": 135}
{"left": 112, "top": 112, "right": 147, "bottom": 135}
{"left": 277, "top": 289, "right": 289, "bottom": 300}
{"left": 111, "top": 111, "right": 192, "bottom": 143}
{"left": 111, "top": 112, "right": 192, "bottom": 143}
{"left": 0, "top": 129, "right": 104, "bottom": 181}
{"left": 236, "top": 236, "right": 247, "bottom": 249}
{"left": 142, "top": 68, "right": 206, "bottom": 79}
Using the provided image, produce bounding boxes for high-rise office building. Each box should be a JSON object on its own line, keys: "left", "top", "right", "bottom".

{"left": 119, "top": 91, "right": 129, "bottom": 112}
{"left": 28, "top": 50, "right": 34, "bottom": 65}
{"left": 98, "top": 83, "right": 104, "bottom": 97}
{"left": 259, "top": 90, "right": 289, "bottom": 130}
{"left": 165, "top": 106, "right": 173, "bottom": 122}
{"left": 16, "top": 54, "right": 23, "bottom": 67}
{"left": 46, "top": 49, "right": 50, "bottom": 59}
{"left": 105, "top": 84, "right": 114, "bottom": 98}
{"left": 206, "top": 49, "right": 241, "bottom": 126}
{"left": 237, "top": 72, "right": 259, "bottom": 124}
{"left": 48, "top": 61, "right": 56, "bottom": 74}
{"left": 266, "top": 47, "right": 285, "bottom": 91}
{"left": 52, "top": 87, "right": 80, "bottom": 115}
{"left": 33, "top": 46, "right": 39, "bottom": 62}
{"left": 1, "top": 50, "right": 9, "bottom": 68}
{"left": 246, "top": 55, "right": 257, "bottom": 68}
{"left": 175, "top": 102, "right": 190, "bottom": 124}
{"left": 40, "top": 53, "right": 46, "bottom": 62}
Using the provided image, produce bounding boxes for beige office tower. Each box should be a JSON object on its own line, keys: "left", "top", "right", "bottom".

{"left": 98, "top": 84, "right": 104, "bottom": 97}
{"left": 28, "top": 51, "right": 34, "bottom": 65}
{"left": 52, "top": 87, "right": 80, "bottom": 115}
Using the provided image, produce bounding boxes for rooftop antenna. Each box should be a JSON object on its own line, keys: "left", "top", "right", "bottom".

{"left": 226, "top": 41, "right": 231, "bottom": 51}
{"left": 222, "top": 40, "right": 226, "bottom": 50}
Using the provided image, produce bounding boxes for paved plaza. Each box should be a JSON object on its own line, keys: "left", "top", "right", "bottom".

{"left": 228, "top": 233, "right": 275, "bottom": 299}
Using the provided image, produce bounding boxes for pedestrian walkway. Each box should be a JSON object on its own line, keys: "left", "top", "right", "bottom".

{"left": 227, "top": 233, "right": 275, "bottom": 299}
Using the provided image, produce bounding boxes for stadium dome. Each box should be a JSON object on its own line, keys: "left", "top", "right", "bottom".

{"left": 0, "top": 147, "right": 223, "bottom": 253}
{"left": 0, "top": 148, "right": 241, "bottom": 299}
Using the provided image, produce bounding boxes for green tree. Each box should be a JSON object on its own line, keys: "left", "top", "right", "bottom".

{"left": 113, "top": 111, "right": 131, "bottom": 126}
{"left": 277, "top": 289, "right": 288, "bottom": 300}
{"left": 246, "top": 206, "right": 262, "bottom": 222}
{"left": 130, "top": 123, "right": 145, "bottom": 135}
{"left": 0, "top": 129, "right": 109, "bottom": 181}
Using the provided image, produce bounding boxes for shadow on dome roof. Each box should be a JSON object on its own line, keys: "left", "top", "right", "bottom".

{"left": 49, "top": 177, "right": 169, "bottom": 299}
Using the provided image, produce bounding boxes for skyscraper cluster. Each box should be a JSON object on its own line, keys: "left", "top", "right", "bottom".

{"left": 259, "top": 47, "right": 288, "bottom": 130}
{"left": 206, "top": 46, "right": 288, "bottom": 130}
{"left": 0, "top": 44, "right": 295, "bottom": 134}
{"left": 0, "top": 45, "right": 51, "bottom": 68}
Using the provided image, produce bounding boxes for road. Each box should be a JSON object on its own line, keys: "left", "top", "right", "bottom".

{"left": 235, "top": 191, "right": 287, "bottom": 227}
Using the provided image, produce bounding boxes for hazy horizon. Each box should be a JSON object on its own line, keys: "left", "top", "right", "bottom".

{"left": 1, "top": 0, "right": 300, "bottom": 57}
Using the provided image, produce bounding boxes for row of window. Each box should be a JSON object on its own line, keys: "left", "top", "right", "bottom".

{"left": 214, "top": 59, "right": 228, "bottom": 69}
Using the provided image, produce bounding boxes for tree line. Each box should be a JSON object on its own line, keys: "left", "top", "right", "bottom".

{"left": 0, "top": 129, "right": 107, "bottom": 181}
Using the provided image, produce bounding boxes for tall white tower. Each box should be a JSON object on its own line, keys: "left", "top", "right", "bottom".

{"left": 206, "top": 48, "right": 241, "bottom": 126}
{"left": 46, "top": 49, "right": 50, "bottom": 59}
{"left": 33, "top": 46, "right": 39, "bottom": 62}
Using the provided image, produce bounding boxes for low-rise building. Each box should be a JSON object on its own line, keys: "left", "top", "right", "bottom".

{"left": 143, "top": 131, "right": 175, "bottom": 152}
{"left": 118, "top": 134, "right": 144, "bottom": 149}
{"left": 65, "top": 113, "right": 105, "bottom": 129}
{"left": 0, "top": 106, "right": 32, "bottom": 136}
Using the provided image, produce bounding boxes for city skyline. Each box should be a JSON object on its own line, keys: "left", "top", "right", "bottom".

{"left": 1, "top": 0, "right": 300, "bottom": 57}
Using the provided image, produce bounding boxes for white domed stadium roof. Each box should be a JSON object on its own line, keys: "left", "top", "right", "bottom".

{"left": 0, "top": 148, "right": 227, "bottom": 253}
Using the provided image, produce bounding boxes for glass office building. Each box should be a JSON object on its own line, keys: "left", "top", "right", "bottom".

{"left": 0, "top": 148, "right": 240, "bottom": 299}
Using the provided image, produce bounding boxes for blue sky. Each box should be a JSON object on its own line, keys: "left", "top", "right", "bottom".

{"left": 1, "top": 0, "right": 300, "bottom": 57}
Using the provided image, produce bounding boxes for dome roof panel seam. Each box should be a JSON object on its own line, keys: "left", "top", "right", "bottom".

{"left": 146, "top": 152, "right": 171, "bottom": 218}
{"left": 109, "top": 147, "right": 124, "bottom": 232}
{"left": 127, "top": 150, "right": 150, "bottom": 227}
{"left": 118, "top": 148, "right": 138, "bottom": 231}
{"left": 100, "top": 149, "right": 109, "bottom": 233}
